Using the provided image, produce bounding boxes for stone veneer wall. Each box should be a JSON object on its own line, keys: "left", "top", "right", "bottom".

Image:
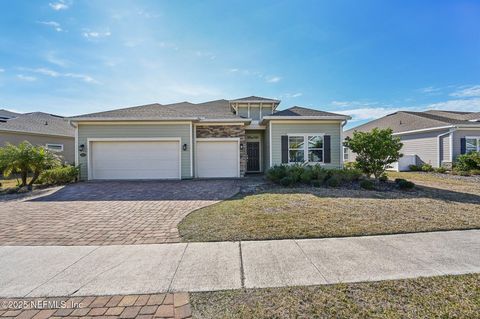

{"left": 196, "top": 125, "right": 246, "bottom": 176}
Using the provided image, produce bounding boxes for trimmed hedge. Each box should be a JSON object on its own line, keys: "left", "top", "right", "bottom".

{"left": 38, "top": 166, "right": 80, "bottom": 185}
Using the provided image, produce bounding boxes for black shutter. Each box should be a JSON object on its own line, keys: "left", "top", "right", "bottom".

{"left": 460, "top": 138, "right": 466, "bottom": 154}
{"left": 324, "top": 135, "right": 331, "bottom": 163}
{"left": 281, "top": 135, "right": 288, "bottom": 163}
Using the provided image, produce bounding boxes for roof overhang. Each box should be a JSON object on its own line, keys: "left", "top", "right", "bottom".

{"left": 0, "top": 128, "right": 74, "bottom": 138}
{"left": 70, "top": 117, "right": 252, "bottom": 124}
{"left": 392, "top": 124, "right": 480, "bottom": 136}
{"left": 261, "top": 115, "right": 351, "bottom": 124}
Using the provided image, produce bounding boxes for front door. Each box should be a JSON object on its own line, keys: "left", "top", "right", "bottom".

{"left": 247, "top": 142, "right": 260, "bottom": 172}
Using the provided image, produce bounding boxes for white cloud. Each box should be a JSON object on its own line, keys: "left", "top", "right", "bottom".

{"left": 450, "top": 85, "right": 480, "bottom": 98}
{"left": 38, "top": 21, "right": 63, "bottom": 32}
{"left": 426, "top": 98, "right": 480, "bottom": 112}
{"left": 49, "top": 1, "right": 69, "bottom": 11}
{"left": 195, "top": 51, "right": 216, "bottom": 60}
{"left": 418, "top": 86, "right": 442, "bottom": 94}
{"left": 331, "top": 100, "right": 379, "bottom": 107}
{"left": 167, "top": 84, "right": 222, "bottom": 98}
{"left": 17, "top": 74, "right": 36, "bottom": 81}
{"left": 282, "top": 92, "right": 303, "bottom": 98}
{"left": 45, "top": 52, "right": 69, "bottom": 67}
{"left": 0, "top": 68, "right": 4, "bottom": 73}
{"left": 336, "top": 107, "right": 400, "bottom": 122}
{"left": 83, "top": 30, "right": 111, "bottom": 39}
{"left": 266, "top": 76, "right": 281, "bottom": 83}
{"left": 19, "top": 67, "right": 98, "bottom": 84}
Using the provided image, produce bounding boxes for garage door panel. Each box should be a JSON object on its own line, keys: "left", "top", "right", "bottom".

{"left": 90, "top": 140, "right": 180, "bottom": 180}
{"left": 197, "top": 140, "right": 239, "bottom": 178}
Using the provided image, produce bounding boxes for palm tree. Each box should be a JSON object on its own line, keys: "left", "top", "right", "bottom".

{"left": 0, "top": 141, "right": 60, "bottom": 188}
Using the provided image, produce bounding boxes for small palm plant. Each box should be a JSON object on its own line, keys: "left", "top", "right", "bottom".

{"left": 0, "top": 141, "right": 61, "bottom": 188}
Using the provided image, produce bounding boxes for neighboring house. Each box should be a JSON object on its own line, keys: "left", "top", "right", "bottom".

{"left": 69, "top": 96, "right": 351, "bottom": 180}
{"left": 0, "top": 110, "right": 75, "bottom": 163}
{"left": 344, "top": 110, "right": 480, "bottom": 170}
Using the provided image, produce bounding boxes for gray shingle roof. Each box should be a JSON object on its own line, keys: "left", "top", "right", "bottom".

{"left": 0, "top": 112, "right": 74, "bottom": 137}
{"left": 270, "top": 106, "right": 349, "bottom": 118}
{"left": 71, "top": 99, "right": 247, "bottom": 121}
{"left": 0, "top": 109, "right": 20, "bottom": 119}
{"left": 229, "top": 96, "right": 280, "bottom": 103}
{"left": 345, "top": 110, "right": 480, "bottom": 136}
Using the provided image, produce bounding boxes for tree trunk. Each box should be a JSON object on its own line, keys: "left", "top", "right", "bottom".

{"left": 28, "top": 171, "right": 40, "bottom": 188}
{"left": 20, "top": 171, "right": 27, "bottom": 187}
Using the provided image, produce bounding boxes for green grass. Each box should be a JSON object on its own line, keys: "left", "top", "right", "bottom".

{"left": 179, "top": 173, "right": 480, "bottom": 242}
{"left": 191, "top": 274, "right": 480, "bottom": 319}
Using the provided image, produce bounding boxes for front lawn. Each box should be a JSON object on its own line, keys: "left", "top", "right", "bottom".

{"left": 190, "top": 274, "right": 480, "bottom": 319}
{"left": 179, "top": 172, "right": 480, "bottom": 242}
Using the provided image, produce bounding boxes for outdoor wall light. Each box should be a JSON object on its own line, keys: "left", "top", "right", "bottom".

{"left": 79, "top": 144, "right": 85, "bottom": 152}
{"left": 240, "top": 143, "right": 244, "bottom": 151}
{"left": 183, "top": 143, "right": 188, "bottom": 151}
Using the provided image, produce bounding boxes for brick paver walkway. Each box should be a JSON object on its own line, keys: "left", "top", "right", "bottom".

{"left": 0, "top": 180, "right": 244, "bottom": 246}
{"left": 0, "top": 293, "right": 191, "bottom": 319}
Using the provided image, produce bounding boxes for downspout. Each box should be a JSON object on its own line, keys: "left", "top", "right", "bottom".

{"left": 340, "top": 120, "right": 348, "bottom": 167}
{"left": 437, "top": 128, "right": 454, "bottom": 168}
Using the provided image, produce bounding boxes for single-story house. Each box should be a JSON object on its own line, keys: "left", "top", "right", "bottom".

{"left": 69, "top": 96, "right": 351, "bottom": 180}
{"left": 344, "top": 110, "right": 480, "bottom": 170}
{"left": 0, "top": 109, "right": 75, "bottom": 163}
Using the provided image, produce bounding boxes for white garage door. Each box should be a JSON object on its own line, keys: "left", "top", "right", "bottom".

{"left": 196, "top": 140, "right": 239, "bottom": 178}
{"left": 90, "top": 140, "right": 180, "bottom": 180}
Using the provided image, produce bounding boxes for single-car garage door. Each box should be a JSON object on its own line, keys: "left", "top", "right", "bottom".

{"left": 90, "top": 140, "right": 181, "bottom": 180}
{"left": 196, "top": 139, "right": 239, "bottom": 178}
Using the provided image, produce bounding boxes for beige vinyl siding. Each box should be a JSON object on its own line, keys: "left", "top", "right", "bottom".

{"left": 399, "top": 129, "right": 449, "bottom": 168}
{"left": 250, "top": 106, "right": 260, "bottom": 120}
{"left": 261, "top": 107, "right": 273, "bottom": 118}
{"left": 270, "top": 121, "right": 342, "bottom": 168}
{"left": 453, "top": 129, "right": 480, "bottom": 159}
{"left": 0, "top": 131, "right": 74, "bottom": 163}
{"left": 77, "top": 123, "right": 192, "bottom": 180}
{"left": 238, "top": 107, "right": 248, "bottom": 118}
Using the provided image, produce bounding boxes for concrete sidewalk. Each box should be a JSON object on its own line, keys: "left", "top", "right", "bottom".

{"left": 1, "top": 230, "right": 479, "bottom": 298}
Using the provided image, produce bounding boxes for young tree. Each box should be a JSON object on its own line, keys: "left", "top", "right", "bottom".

{"left": 344, "top": 128, "right": 403, "bottom": 180}
{"left": 0, "top": 141, "right": 60, "bottom": 188}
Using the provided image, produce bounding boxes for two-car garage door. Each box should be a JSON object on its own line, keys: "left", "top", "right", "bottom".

{"left": 90, "top": 140, "right": 180, "bottom": 180}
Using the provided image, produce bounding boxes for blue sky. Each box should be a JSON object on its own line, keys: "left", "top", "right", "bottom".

{"left": 0, "top": 0, "right": 479, "bottom": 128}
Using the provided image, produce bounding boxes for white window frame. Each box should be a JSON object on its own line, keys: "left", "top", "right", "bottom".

{"left": 287, "top": 133, "right": 325, "bottom": 164}
{"left": 343, "top": 146, "right": 349, "bottom": 161}
{"left": 46, "top": 143, "right": 64, "bottom": 152}
{"left": 465, "top": 136, "right": 480, "bottom": 153}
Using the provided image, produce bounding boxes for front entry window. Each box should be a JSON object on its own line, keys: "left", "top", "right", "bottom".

{"left": 288, "top": 135, "right": 324, "bottom": 163}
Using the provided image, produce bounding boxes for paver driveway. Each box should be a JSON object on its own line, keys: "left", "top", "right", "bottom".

{"left": 0, "top": 180, "right": 243, "bottom": 246}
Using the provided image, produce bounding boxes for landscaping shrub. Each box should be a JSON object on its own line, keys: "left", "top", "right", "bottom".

{"left": 395, "top": 178, "right": 415, "bottom": 190}
{"left": 311, "top": 165, "right": 328, "bottom": 181}
{"left": 408, "top": 165, "right": 421, "bottom": 171}
{"left": 310, "top": 179, "right": 322, "bottom": 187}
{"left": 457, "top": 170, "right": 471, "bottom": 176}
{"left": 343, "top": 161, "right": 357, "bottom": 170}
{"left": 455, "top": 151, "right": 480, "bottom": 172}
{"left": 470, "top": 169, "right": 480, "bottom": 175}
{"left": 300, "top": 166, "right": 314, "bottom": 183}
{"left": 280, "top": 176, "right": 295, "bottom": 187}
{"left": 359, "top": 179, "right": 375, "bottom": 190}
{"left": 265, "top": 165, "right": 288, "bottom": 182}
{"left": 287, "top": 163, "right": 307, "bottom": 183}
{"left": 379, "top": 174, "right": 388, "bottom": 182}
{"left": 38, "top": 166, "right": 79, "bottom": 185}
{"left": 326, "top": 176, "right": 340, "bottom": 187}
{"left": 434, "top": 167, "right": 447, "bottom": 174}
{"left": 421, "top": 163, "right": 434, "bottom": 172}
